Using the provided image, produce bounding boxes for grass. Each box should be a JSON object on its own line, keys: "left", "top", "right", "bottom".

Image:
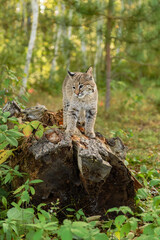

{"left": 27, "top": 81, "right": 160, "bottom": 171}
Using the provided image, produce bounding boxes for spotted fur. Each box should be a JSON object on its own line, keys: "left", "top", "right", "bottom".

{"left": 62, "top": 67, "right": 98, "bottom": 138}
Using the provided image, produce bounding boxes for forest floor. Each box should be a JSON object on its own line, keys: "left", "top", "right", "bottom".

{"left": 28, "top": 81, "right": 160, "bottom": 173}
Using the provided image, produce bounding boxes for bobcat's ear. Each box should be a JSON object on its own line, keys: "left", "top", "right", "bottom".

{"left": 86, "top": 66, "right": 93, "bottom": 76}
{"left": 68, "top": 70, "right": 75, "bottom": 78}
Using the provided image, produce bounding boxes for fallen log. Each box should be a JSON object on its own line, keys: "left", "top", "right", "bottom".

{"left": 4, "top": 102, "right": 142, "bottom": 217}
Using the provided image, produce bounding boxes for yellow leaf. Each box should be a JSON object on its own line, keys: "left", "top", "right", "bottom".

{"left": 23, "top": 124, "right": 33, "bottom": 137}
{"left": 0, "top": 150, "right": 13, "bottom": 164}
{"left": 115, "top": 231, "right": 121, "bottom": 240}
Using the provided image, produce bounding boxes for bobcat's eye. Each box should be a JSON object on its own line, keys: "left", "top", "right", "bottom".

{"left": 79, "top": 84, "right": 83, "bottom": 89}
{"left": 73, "top": 86, "right": 75, "bottom": 89}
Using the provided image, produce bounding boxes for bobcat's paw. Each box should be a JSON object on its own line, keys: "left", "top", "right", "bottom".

{"left": 85, "top": 132, "right": 96, "bottom": 139}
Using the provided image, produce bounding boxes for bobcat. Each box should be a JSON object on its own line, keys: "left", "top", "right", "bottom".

{"left": 62, "top": 66, "right": 98, "bottom": 138}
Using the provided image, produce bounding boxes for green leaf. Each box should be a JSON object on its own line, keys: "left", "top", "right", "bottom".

{"left": 95, "top": 233, "right": 109, "bottom": 240}
{"left": 154, "top": 227, "right": 160, "bottom": 236}
{"left": 2, "top": 196, "right": 7, "bottom": 209}
{"left": 106, "top": 207, "right": 119, "bottom": 213}
{"left": 44, "top": 222, "right": 58, "bottom": 231}
{"left": 30, "top": 179, "right": 43, "bottom": 184}
{"left": 30, "top": 121, "right": 41, "bottom": 129}
{"left": 119, "top": 206, "right": 134, "bottom": 215}
{"left": 7, "top": 130, "right": 24, "bottom": 138}
{"left": 0, "top": 133, "right": 6, "bottom": 143}
{"left": 5, "top": 136, "right": 18, "bottom": 147}
{"left": 33, "top": 229, "right": 43, "bottom": 240}
{"left": 128, "top": 217, "right": 139, "bottom": 231}
{"left": 0, "top": 125, "right": 8, "bottom": 131}
{"left": 137, "top": 188, "right": 149, "bottom": 200}
{"left": 21, "top": 191, "right": 30, "bottom": 203}
{"left": 3, "top": 112, "right": 10, "bottom": 118}
{"left": 0, "top": 141, "right": 8, "bottom": 150}
{"left": 37, "top": 203, "right": 46, "bottom": 211}
{"left": 115, "top": 215, "right": 127, "bottom": 228}
{"left": 150, "top": 179, "right": 160, "bottom": 187}
{"left": 8, "top": 117, "right": 18, "bottom": 124}
{"left": 38, "top": 213, "right": 46, "bottom": 222}
{"left": 153, "top": 196, "right": 160, "bottom": 208}
{"left": 71, "top": 225, "right": 89, "bottom": 239}
{"left": 58, "top": 225, "right": 72, "bottom": 240}
{"left": 143, "top": 223, "right": 154, "bottom": 235}
{"left": 35, "top": 128, "right": 44, "bottom": 139}
{"left": 30, "top": 186, "right": 35, "bottom": 195}
{"left": 11, "top": 224, "right": 19, "bottom": 236}
{"left": 142, "top": 213, "right": 154, "bottom": 222}
{"left": 23, "top": 124, "right": 33, "bottom": 137}
{"left": 120, "top": 222, "right": 131, "bottom": 238}
{"left": 4, "top": 172, "right": 11, "bottom": 184}
{"left": 13, "top": 185, "right": 25, "bottom": 194}
{"left": 66, "top": 208, "right": 75, "bottom": 212}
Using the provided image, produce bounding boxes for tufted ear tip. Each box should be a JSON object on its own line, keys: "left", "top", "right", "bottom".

{"left": 86, "top": 66, "right": 93, "bottom": 76}
{"left": 67, "top": 70, "right": 75, "bottom": 77}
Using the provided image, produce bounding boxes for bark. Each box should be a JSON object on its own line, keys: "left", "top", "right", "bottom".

{"left": 20, "top": 0, "right": 39, "bottom": 94}
{"left": 5, "top": 102, "right": 142, "bottom": 219}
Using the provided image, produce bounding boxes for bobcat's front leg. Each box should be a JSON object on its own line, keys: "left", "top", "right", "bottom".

{"left": 65, "top": 107, "right": 79, "bottom": 136}
{"left": 63, "top": 101, "right": 70, "bottom": 128}
{"left": 85, "top": 108, "right": 97, "bottom": 138}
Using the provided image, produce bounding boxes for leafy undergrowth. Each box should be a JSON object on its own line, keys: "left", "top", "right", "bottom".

{"left": 0, "top": 162, "right": 160, "bottom": 240}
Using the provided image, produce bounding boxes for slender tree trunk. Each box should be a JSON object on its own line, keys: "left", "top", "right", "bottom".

{"left": 105, "top": 0, "right": 113, "bottom": 111}
{"left": 20, "top": 0, "right": 39, "bottom": 94}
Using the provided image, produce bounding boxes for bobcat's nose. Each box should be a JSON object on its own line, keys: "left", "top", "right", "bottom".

{"left": 75, "top": 90, "right": 79, "bottom": 95}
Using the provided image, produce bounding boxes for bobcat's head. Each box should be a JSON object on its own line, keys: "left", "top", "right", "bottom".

{"left": 68, "top": 67, "right": 96, "bottom": 99}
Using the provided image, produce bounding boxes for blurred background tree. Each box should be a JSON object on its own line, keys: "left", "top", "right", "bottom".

{"left": 0, "top": 0, "right": 160, "bottom": 110}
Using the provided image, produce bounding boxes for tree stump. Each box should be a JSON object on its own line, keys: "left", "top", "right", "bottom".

{"left": 4, "top": 101, "right": 142, "bottom": 217}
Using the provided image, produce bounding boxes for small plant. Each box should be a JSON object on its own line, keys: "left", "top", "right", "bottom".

{"left": 0, "top": 66, "right": 28, "bottom": 107}
{"left": 0, "top": 164, "right": 24, "bottom": 186}
{"left": 13, "top": 179, "right": 43, "bottom": 206}
{"left": 19, "top": 120, "right": 44, "bottom": 139}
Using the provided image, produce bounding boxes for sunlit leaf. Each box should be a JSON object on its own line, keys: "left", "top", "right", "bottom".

{"left": 23, "top": 124, "right": 33, "bottom": 137}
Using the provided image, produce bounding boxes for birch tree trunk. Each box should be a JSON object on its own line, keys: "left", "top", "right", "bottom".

{"left": 105, "top": 0, "right": 114, "bottom": 110}
{"left": 20, "top": 0, "right": 39, "bottom": 94}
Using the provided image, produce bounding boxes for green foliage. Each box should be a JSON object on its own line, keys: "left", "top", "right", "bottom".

{"left": 0, "top": 161, "right": 160, "bottom": 239}
{"left": 0, "top": 109, "right": 25, "bottom": 165}
{"left": 0, "top": 66, "right": 27, "bottom": 107}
